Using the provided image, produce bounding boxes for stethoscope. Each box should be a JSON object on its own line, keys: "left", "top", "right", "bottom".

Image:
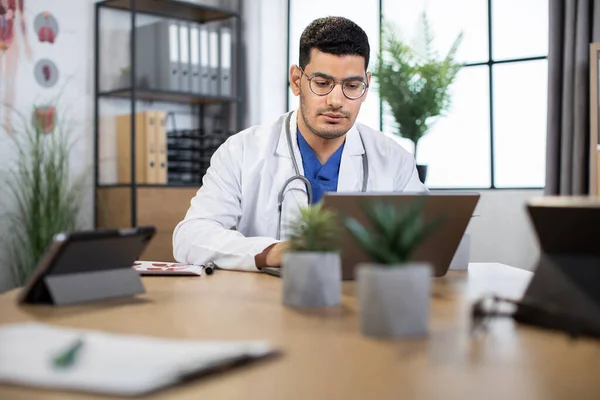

{"left": 276, "top": 111, "right": 369, "bottom": 240}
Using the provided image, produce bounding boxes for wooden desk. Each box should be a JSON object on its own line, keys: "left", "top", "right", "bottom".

{"left": 1, "top": 263, "right": 599, "bottom": 399}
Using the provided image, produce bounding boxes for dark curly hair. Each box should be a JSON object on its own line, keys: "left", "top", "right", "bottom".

{"left": 299, "top": 16, "right": 370, "bottom": 71}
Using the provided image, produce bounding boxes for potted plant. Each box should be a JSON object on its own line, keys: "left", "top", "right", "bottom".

{"left": 282, "top": 204, "right": 341, "bottom": 308}
{"left": 373, "top": 13, "right": 463, "bottom": 183}
{"left": 344, "top": 199, "right": 442, "bottom": 338}
{"left": 1, "top": 102, "right": 87, "bottom": 287}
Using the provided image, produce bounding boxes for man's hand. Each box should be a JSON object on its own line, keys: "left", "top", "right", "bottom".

{"left": 265, "top": 242, "right": 289, "bottom": 267}
{"left": 255, "top": 241, "right": 289, "bottom": 269}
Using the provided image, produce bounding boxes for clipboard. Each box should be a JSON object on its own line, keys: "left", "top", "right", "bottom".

{"left": 0, "top": 322, "right": 280, "bottom": 397}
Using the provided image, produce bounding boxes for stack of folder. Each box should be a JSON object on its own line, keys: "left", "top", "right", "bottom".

{"left": 167, "top": 129, "right": 204, "bottom": 184}
{"left": 134, "top": 19, "right": 233, "bottom": 96}
{"left": 166, "top": 127, "right": 228, "bottom": 185}
{"left": 115, "top": 111, "right": 232, "bottom": 186}
{"left": 116, "top": 111, "right": 168, "bottom": 184}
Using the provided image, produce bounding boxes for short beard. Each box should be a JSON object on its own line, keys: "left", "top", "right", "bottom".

{"left": 299, "top": 88, "right": 349, "bottom": 140}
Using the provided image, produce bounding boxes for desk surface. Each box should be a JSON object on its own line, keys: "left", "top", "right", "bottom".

{"left": 1, "top": 263, "right": 599, "bottom": 400}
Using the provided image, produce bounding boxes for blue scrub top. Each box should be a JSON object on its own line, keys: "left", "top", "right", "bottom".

{"left": 297, "top": 129, "right": 345, "bottom": 204}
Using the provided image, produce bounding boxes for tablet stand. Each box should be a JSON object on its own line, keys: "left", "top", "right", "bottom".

{"left": 22, "top": 267, "right": 145, "bottom": 306}
{"left": 514, "top": 253, "right": 600, "bottom": 338}
{"left": 44, "top": 268, "right": 145, "bottom": 306}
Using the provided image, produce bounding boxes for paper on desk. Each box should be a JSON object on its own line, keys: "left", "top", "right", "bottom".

{"left": 133, "top": 260, "right": 203, "bottom": 276}
{"left": 0, "top": 322, "right": 275, "bottom": 397}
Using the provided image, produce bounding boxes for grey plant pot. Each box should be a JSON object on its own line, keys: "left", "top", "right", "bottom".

{"left": 357, "top": 263, "right": 432, "bottom": 339}
{"left": 282, "top": 251, "right": 341, "bottom": 308}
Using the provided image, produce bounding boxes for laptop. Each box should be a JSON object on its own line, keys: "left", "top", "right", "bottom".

{"left": 262, "top": 192, "right": 480, "bottom": 280}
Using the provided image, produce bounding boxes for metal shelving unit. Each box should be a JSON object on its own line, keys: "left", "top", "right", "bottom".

{"left": 93, "top": 0, "right": 242, "bottom": 230}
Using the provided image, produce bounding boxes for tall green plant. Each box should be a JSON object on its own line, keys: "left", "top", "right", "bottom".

{"left": 373, "top": 13, "right": 463, "bottom": 160}
{"left": 287, "top": 204, "right": 340, "bottom": 252}
{"left": 0, "top": 103, "right": 86, "bottom": 286}
{"left": 344, "top": 199, "right": 442, "bottom": 265}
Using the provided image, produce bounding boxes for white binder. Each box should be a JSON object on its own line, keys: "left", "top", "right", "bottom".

{"left": 219, "top": 27, "right": 232, "bottom": 97}
{"left": 133, "top": 22, "right": 155, "bottom": 89}
{"left": 189, "top": 24, "right": 201, "bottom": 93}
{"left": 199, "top": 27, "right": 210, "bottom": 95}
{"left": 179, "top": 22, "right": 190, "bottom": 92}
{"left": 208, "top": 28, "right": 219, "bottom": 95}
{"left": 168, "top": 21, "right": 180, "bottom": 91}
{"left": 134, "top": 20, "right": 180, "bottom": 91}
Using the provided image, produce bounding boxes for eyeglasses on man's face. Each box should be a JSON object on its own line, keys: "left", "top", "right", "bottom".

{"left": 298, "top": 66, "right": 368, "bottom": 100}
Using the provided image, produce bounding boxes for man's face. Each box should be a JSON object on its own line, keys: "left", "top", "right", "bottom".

{"left": 290, "top": 49, "right": 371, "bottom": 140}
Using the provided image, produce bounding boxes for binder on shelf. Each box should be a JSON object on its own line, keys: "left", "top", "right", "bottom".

{"left": 134, "top": 20, "right": 180, "bottom": 92}
{"left": 189, "top": 24, "right": 201, "bottom": 93}
{"left": 199, "top": 27, "right": 210, "bottom": 95}
{"left": 133, "top": 23, "right": 155, "bottom": 90}
{"left": 155, "top": 112, "right": 168, "bottom": 184}
{"left": 166, "top": 20, "right": 181, "bottom": 92}
{"left": 116, "top": 111, "right": 158, "bottom": 184}
{"left": 219, "top": 26, "right": 232, "bottom": 97}
{"left": 179, "top": 22, "right": 191, "bottom": 92}
{"left": 208, "top": 27, "right": 220, "bottom": 95}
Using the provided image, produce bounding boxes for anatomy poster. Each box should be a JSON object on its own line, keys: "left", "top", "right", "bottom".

{"left": 32, "top": 104, "right": 55, "bottom": 133}
{"left": 34, "top": 58, "right": 58, "bottom": 87}
{"left": 34, "top": 11, "right": 58, "bottom": 44}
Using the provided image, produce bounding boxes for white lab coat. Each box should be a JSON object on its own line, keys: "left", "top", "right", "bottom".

{"left": 172, "top": 110, "right": 427, "bottom": 271}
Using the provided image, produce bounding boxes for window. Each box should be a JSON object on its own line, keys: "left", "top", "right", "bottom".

{"left": 287, "top": 0, "right": 548, "bottom": 188}
{"left": 380, "top": 0, "right": 548, "bottom": 188}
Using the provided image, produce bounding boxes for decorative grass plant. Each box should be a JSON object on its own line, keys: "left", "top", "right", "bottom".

{"left": 344, "top": 199, "right": 442, "bottom": 265}
{"left": 286, "top": 204, "right": 340, "bottom": 253}
{"left": 1, "top": 103, "right": 86, "bottom": 286}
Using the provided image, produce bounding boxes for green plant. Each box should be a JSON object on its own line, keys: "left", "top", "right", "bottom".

{"left": 373, "top": 12, "right": 463, "bottom": 160}
{"left": 0, "top": 102, "right": 86, "bottom": 286}
{"left": 286, "top": 204, "right": 340, "bottom": 252}
{"left": 344, "top": 199, "right": 442, "bottom": 265}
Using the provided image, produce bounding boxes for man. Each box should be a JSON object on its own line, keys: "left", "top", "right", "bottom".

{"left": 173, "top": 16, "right": 427, "bottom": 272}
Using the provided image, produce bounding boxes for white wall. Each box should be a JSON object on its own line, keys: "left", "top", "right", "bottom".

{"left": 242, "top": 0, "right": 288, "bottom": 126}
{"left": 466, "top": 190, "right": 543, "bottom": 271}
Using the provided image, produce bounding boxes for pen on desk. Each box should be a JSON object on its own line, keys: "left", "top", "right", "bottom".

{"left": 53, "top": 337, "right": 85, "bottom": 369}
{"left": 205, "top": 261, "right": 215, "bottom": 275}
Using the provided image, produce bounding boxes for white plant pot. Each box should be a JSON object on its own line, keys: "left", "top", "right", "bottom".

{"left": 357, "top": 263, "right": 432, "bottom": 339}
{"left": 282, "top": 252, "right": 341, "bottom": 308}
